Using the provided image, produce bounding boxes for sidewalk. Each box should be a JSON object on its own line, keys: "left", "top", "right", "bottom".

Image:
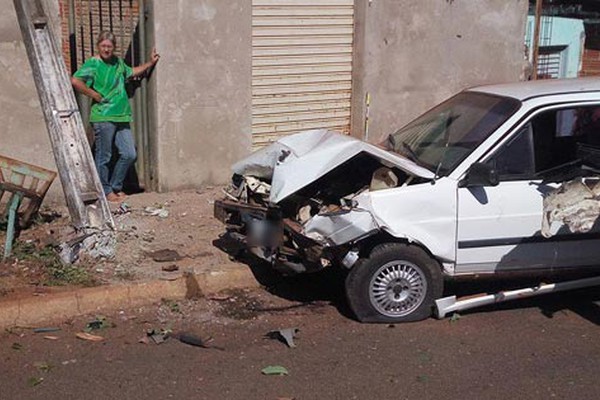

{"left": 0, "top": 187, "right": 259, "bottom": 328}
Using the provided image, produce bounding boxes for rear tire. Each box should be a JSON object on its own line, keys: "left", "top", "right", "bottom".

{"left": 345, "top": 243, "right": 443, "bottom": 323}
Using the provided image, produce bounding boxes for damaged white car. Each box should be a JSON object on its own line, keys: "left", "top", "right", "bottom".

{"left": 215, "top": 78, "right": 600, "bottom": 323}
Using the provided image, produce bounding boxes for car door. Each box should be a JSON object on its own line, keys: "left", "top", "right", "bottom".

{"left": 455, "top": 122, "right": 559, "bottom": 274}
{"left": 456, "top": 104, "right": 600, "bottom": 275}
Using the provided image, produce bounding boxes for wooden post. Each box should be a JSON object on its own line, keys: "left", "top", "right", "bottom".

{"left": 13, "top": 0, "right": 114, "bottom": 232}
{"left": 532, "top": 0, "right": 543, "bottom": 80}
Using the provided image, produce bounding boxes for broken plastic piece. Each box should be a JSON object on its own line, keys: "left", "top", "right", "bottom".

{"left": 174, "top": 332, "right": 224, "bottom": 350}
{"left": 146, "top": 328, "right": 171, "bottom": 344}
{"left": 144, "top": 206, "right": 169, "bottom": 218}
{"left": 76, "top": 332, "right": 104, "bottom": 342}
{"left": 267, "top": 328, "right": 299, "bottom": 348}
{"left": 114, "top": 202, "right": 131, "bottom": 215}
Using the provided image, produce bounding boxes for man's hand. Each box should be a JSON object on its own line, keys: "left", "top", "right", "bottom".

{"left": 150, "top": 48, "right": 160, "bottom": 65}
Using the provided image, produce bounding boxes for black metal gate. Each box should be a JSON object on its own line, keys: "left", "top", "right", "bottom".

{"left": 62, "top": 0, "right": 153, "bottom": 191}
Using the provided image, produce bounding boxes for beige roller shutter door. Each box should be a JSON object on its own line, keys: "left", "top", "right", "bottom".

{"left": 252, "top": 0, "right": 354, "bottom": 149}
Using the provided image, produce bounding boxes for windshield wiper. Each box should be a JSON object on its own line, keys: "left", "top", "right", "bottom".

{"left": 401, "top": 142, "right": 419, "bottom": 163}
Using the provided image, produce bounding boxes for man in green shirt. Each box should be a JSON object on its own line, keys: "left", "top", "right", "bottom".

{"left": 71, "top": 31, "right": 159, "bottom": 202}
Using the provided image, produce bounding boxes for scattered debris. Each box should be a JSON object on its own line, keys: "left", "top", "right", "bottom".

{"left": 147, "top": 249, "right": 183, "bottom": 262}
{"left": 174, "top": 332, "right": 224, "bottom": 351}
{"left": 84, "top": 315, "right": 113, "bottom": 332}
{"left": 59, "top": 229, "right": 116, "bottom": 264}
{"left": 143, "top": 328, "right": 172, "bottom": 345}
{"left": 144, "top": 206, "right": 169, "bottom": 218}
{"left": 75, "top": 332, "right": 104, "bottom": 342}
{"left": 113, "top": 202, "right": 131, "bottom": 216}
{"left": 33, "top": 327, "right": 61, "bottom": 333}
{"left": 161, "top": 299, "right": 181, "bottom": 314}
{"left": 261, "top": 365, "right": 289, "bottom": 376}
{"left": 449, "top": 313, "right": 461, "bottom": 323}
{"left": 43, "top": 336, "right": 59, "bottom": 341}
{"left": 33, "top": 361, "right": 53, "bottom": 372}
{"left": 161, "top": 264, "right": 179, "bottom": 272}
{"left": 27, "top": 377, "right": 44, "bottom": 387}
{"left": 266, "top": 328, "right": 299, "bottom": 348}
{"left": 61, "top": 359, "right": 77, "bottom": 365}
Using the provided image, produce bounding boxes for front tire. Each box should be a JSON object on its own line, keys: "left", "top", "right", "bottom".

{"left": 345, "top": 243, "right": 443, "bottom": 323}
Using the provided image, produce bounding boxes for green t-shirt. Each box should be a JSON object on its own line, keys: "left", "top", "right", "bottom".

{"left": 73, "top": 57, "right": 134, "bottom": 123}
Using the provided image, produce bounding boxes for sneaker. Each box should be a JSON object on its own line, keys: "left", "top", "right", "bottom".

{"left": 106, "top": 192, "right": 121, "bottom": 202}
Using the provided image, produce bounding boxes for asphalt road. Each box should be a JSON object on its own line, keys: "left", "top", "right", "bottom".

{"left": 0, "top": 269, "right": 598, "bottom": 400}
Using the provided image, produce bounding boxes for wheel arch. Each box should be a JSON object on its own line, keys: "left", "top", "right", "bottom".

{"left": 354, "top": 230, "right": 443, "bottom": 270}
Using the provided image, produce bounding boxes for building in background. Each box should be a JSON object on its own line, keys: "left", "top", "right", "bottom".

{"left": 1, "top": 0, "right": 528, "bottom": 200}
{"left": 525, "top": 15, "right": 585, "bottom": 79}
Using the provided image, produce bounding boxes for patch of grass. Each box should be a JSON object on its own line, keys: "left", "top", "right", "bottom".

{"left": 11, "top": 242, "right": 97, "bottom": 287}
{"left": 161, "top": 298, "right": 181, "bottom": 314}
{"left": 46, "top": 262, "right": 96, "bottom": 287}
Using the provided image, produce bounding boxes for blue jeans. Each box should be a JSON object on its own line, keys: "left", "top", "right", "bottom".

{"left": 92, "top": 122, "right": 137, "bottom": 195}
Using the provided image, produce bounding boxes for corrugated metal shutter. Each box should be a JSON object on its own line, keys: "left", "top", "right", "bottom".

{"left": 252, "top": 0, "right": 354, "bottom": 149}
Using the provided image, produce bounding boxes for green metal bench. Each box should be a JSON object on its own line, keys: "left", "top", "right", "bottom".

{"left": 0, "top": 155, "right": 56, "bottom": 259}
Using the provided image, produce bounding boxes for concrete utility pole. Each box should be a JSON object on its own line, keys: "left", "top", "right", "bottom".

{"left": 13, "top": 0, "right": 114, "bottom": 233}
{"left": 532, "top": 0, "right": 543, "bottom": 80}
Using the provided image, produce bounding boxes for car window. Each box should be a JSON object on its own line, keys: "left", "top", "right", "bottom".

{"left": 487, "top": 123, "right": 534, "bottom": 180}
{"left": 386, "top": 92, "right": 520, "bottom": 176}
{"left": 486, "top": 104, "right": 600, "bottom": 182}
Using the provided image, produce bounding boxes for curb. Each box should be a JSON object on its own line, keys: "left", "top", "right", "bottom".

{"left": 0, "top": 264, "right": 258, "bottom": 329}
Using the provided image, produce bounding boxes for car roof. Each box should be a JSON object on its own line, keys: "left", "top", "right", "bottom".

{"left": 467, "top": 77, "right": 600, "bottom": 101}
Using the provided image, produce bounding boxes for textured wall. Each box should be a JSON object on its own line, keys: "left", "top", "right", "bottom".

{"left": 352, "top": 0, "right": 529, "bottom": 144}
{"left": 151, "top": 0, "right": 252, "bottom": 191}
{"left": 0, "top": 0, "right": 529, "bottom": 196}
{"left": 0, "top": 0, "right": 63, "bottom": 202}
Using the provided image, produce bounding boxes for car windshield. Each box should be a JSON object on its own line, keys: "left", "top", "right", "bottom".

{"left": 386, "top": 92, "right": 521, "bottom": 176}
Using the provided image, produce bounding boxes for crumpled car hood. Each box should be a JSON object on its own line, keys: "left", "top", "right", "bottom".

{"left": 233, "top": 129, "right": 435, "bottom": 204}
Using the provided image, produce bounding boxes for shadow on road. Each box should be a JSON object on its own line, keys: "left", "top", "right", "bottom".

{"left": 212, "top": 236, "right": 355, "bottom": 320}
{"left": 214, "top": 235, "right": 600, "bottom": 324}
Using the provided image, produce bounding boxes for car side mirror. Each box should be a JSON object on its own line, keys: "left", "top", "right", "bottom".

{"left": 459, "top": 162, "right": 499, "bottom": 188}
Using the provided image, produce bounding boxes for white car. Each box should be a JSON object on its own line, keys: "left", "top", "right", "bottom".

{"left": 215, "top": 78, "right": 600, "bottom": 323}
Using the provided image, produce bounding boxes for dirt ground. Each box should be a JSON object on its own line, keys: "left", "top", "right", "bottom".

{"left": 0, "top": 186, "right": 232, "bottom": 298}
{"left": 0, "top": 280, "right": 598, "bottom": 400}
